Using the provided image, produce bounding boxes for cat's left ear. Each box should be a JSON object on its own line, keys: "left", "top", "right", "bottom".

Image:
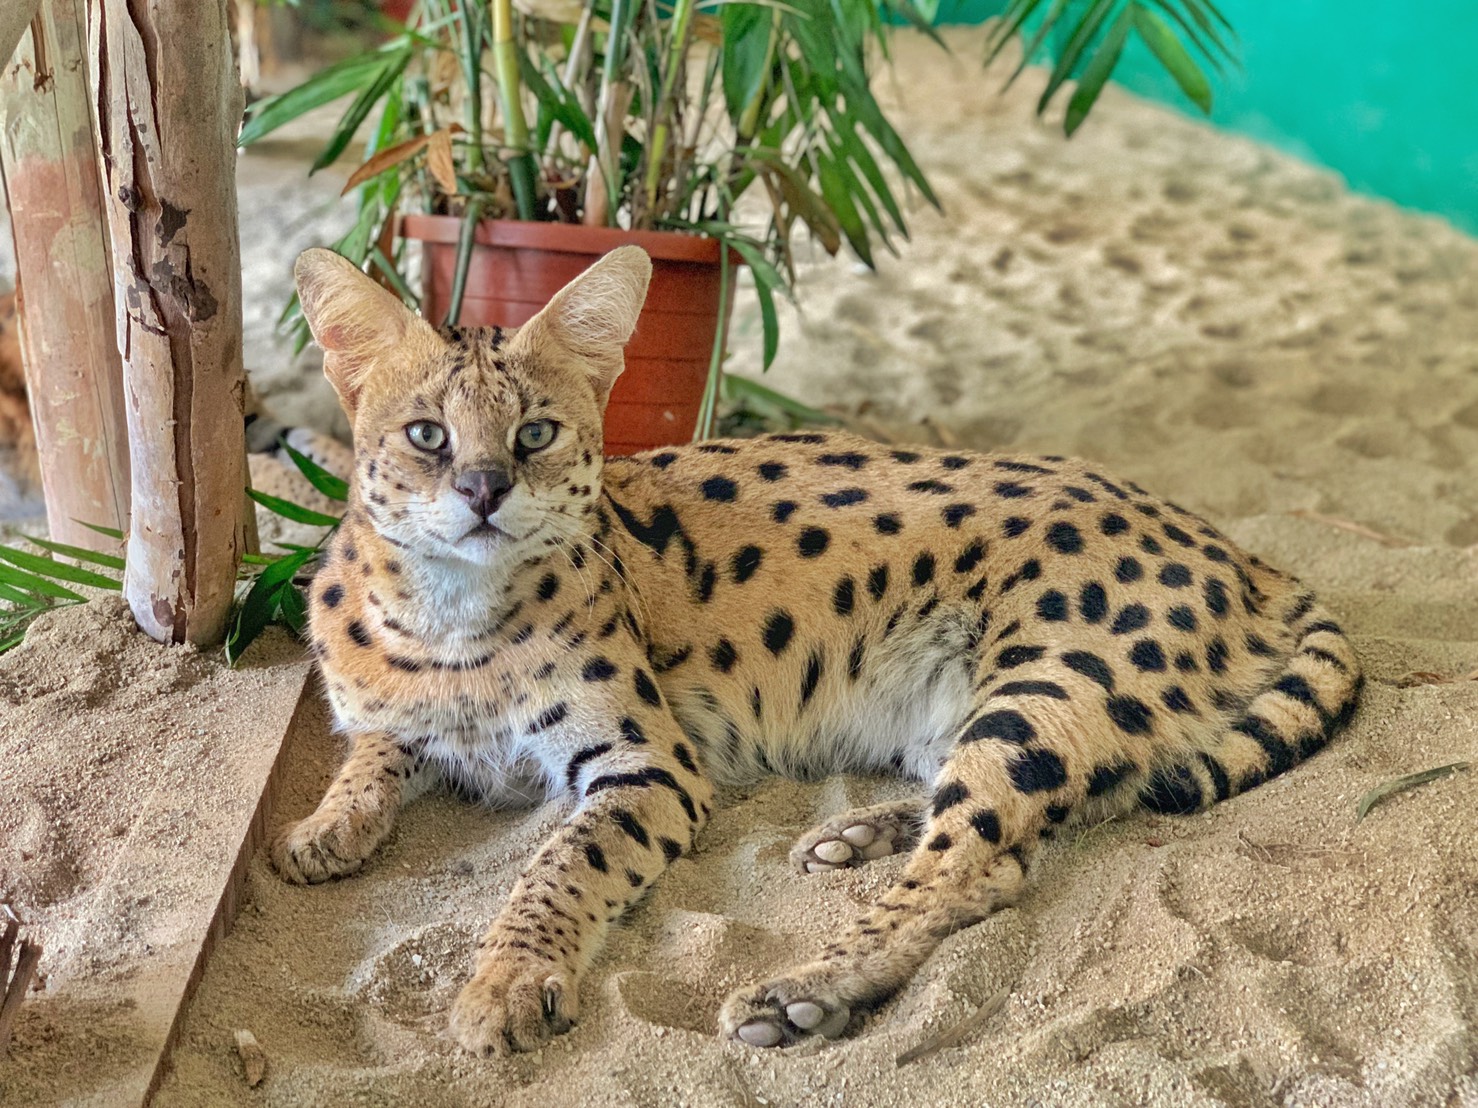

{"left": 519, "top": 246, "right": 652, "bottom": 398}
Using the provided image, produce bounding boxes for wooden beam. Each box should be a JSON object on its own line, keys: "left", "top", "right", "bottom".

{"left": 88, "top": 0, "right": 248, "bottom": 646}
{"left": 0, "top": 0, "right": 131, "bottom": 551}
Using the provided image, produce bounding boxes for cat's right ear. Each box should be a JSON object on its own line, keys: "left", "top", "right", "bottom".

{"left": 294, "top": 248, "right": 427, "bottom": 416}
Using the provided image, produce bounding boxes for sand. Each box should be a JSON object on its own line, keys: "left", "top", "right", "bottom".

{"left": 8, "top": 25, "right": 1478, "bottom": 1107}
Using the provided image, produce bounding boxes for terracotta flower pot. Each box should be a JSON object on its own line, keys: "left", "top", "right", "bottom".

{"left": 400, "top": 215, "right": 733, "bottom": 457}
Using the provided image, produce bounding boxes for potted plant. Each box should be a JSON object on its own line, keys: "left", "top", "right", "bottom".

{"left": 241, "top": 0, "right": 1233, "bottom": 453}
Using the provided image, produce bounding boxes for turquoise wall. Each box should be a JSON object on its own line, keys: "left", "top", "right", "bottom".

{"left": 936, "top": 1, "right": 1478, "bottom": 235}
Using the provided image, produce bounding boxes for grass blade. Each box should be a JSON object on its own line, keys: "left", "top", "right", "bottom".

{"left": 72, "top": 520, "right": 124, "bottom": 540}
{"left": 1133, "top": 4, "right": 1214, "bottom": 113}
{"left": 23, "top": 535, "right": 126, "bottom": 570}
{"left": 1356, "top": 762, "right": 1469, "bottom": 822}
{"left": 0, "top": 561, "right": 85, "bottom": 601}
{"left": 247, "top": 489, "right": 342, "bottom": 528}
{"left": 0, "top": 546, "right": 122, "bottom": 590}
{"left": 278, "top": 439, "right": 350, "bottom": 502}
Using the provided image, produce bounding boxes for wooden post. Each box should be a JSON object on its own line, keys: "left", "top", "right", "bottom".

{"left": 89, "top": 0, "right": 248, "bottom": 646}
{"left": 0, "top": 0, "right": 132, "bottom": 551}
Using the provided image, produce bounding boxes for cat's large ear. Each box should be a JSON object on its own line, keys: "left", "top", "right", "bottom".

{"left": 294, "top": 248, "right": 431, "bottom": 416}
{"left": 519, "top": 246, "right": 652, "bottom": 398}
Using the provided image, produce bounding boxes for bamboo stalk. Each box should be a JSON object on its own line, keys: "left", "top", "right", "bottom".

{"left": 490, "top": 0, "right": 536, "bottom": 219}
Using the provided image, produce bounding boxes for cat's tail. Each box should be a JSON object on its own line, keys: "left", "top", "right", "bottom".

{"left": 1142, "top": 590, "right": 1363, "bottom": 813}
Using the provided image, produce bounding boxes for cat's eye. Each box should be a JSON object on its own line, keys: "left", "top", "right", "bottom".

{"left": 406, "top": 420, "right": 447, "bottom": 452}
{"left": 516, "top": 419, "right": 557, "bottom": 452}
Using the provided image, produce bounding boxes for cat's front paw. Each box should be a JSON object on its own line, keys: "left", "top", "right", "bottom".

{"left": 718, "top": 968, "right": 855, "bottom": 1048}
{"left": 450, "top": 956, "right": 578, "bottom": 1055}
{"left": 270, "top": 810, "right": 376, "bottom": 884}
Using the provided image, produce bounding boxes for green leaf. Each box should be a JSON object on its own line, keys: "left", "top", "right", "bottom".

{"left": 722, "top": 374, "right": 841, "bottom": 424}
{"left": 23, "top": 535, "right": 126, "bottom": 570}
{"left": 721, "top": 6, "right": 774, "bottom": 125}
{"left": 279, "top": 583, "right": 309, "bottom": 635}
{"left": 1065, "top": 5, "right": 1134, "bottom": 136}
{"left": 247, "top": 489, "right": 342, "bottom": 528}
{"left": 0, "top": 546, "right": 122, "bottom": 590}
{"left": 816, "top": 153, "right": 874, "bottom": 269}
{"left": 278, "top": 439, "right": 350, "bottom": 502}
{"left": 72, "top": 520, "right": 124, "bottom": 540}
{"left": 1037, "top": 0, "right": 1118, "bottom": 115}
{"left": 1133, "top": 5, "right": 1213, "bottom": 114}
{"left": 521, "top": 55, "right": 598, "bottom": 152}
{"left": 0, "top": 560, "right": 85, "bottom": 601}
{"left": 0, "top": 581, "right": 39, "bottom": 604}
{"left": 227, "top": 550, "right": 312, "bottom": 665}
{"left": 311, "top": 48, "right": 412, "bottom": 173}
{"left": 238, "top": 49, "right": 395, "bottom": 147}
{"left": 1356, "top": 762, "right": 1469, "bottom": 822}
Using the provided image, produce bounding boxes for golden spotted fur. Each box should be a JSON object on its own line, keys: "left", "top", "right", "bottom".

{"left": 274, "top": 247, "right": 1362, "bottom": 1054}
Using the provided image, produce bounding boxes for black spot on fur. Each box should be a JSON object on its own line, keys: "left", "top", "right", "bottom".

{"left": 800, "top": 652, "right": 824, "bottom": 706}
{"left": 909, "top": 479, "right": 953, "bottom": 495}
{"left": 772, "top": 500, "right": 798, "bottom": 523}
{"left": 582, "top": 657, "right": 618, "bottom": 682}
{"left": 1200, "top": 753, "right": 1232, "bottom": 801}
{"left": 1140, "top": 765, "right": 1203, "bottom": 814}
{"left": 732, "top": 545, "right": 763, "bottom": 583}
{"left": 1078, "top": 581, "right": 1108, "bottom": 624}
{"left": 993, "top": 481, "right": 1030, "bottom": 499}
{"left": 1168, "top": 605, "right": 1199, "bottom": 632}
{"left": 927, "top": 833, "right": 952, "bottom": 851}
{"left": 650, "top": 452, "right": 678, "bottom": 469}
{"left": 1100, "top": 513, "right": 1130, "bottom": 535}
{"left": 1106, "top": 696, "right": 1154, "bottom": 734}
{"left": 347, "top": 621, "right": 371, "bottom": 647}
{"left": 962, "top": 709, "right": 1036, "bottom": 745}
{"left": 1245, "top": 632, "right": 1277, "bottom": 657}
{"left": 1000, "top": 559, "right": 1042, "bottom": 593}
{"left": 565, "top": 743, "right": 614, "bottom": 791}
{"left": 531, "top": 703, "right": 569, "bottom": 732}
{"left": 1003, "top": 517, "right": 1032, "bottom": 538}
{"left": 955, "top": 541, "right": 986, "bottom": 574}
{"left": 1045, "top": 521, "right": 1084, "bottom": 554}
{"left": 758, "top": 461, "right": 787, "bottom": 481}
{"left": 1158, "top": 563, "right": 1193, "bottom": 588}
{"left": 822, "top": 487, "right": 868, "bottom": 508}
{"left": 634, "top": 668, "right": 663, "bottom": 706}
{"left": 1111, "top": 604, "right": 1151, "bottom": 635}
{"left": 892, "top": 450, "right": 921, "bottom": 464}
{"left": 1037, "top": 590, "right": 1069, "bottom": 622}
{"left": 584, "top": 843, "right": 609, "bottom": 873}
{"left": 673, "top": 743, "right": 698, "bottom": 774}
{"left": 1114, "top": 556, "right": 1143, "bottom": 583}
{"left": 997, "top": 644, "right": 1046, "bottom": 668}
{"left": 1087, "top": 760, "right": 1137, "bottom": 797}
{"left": 1140, "top": 534, "right": 1164, "bottom": 555}
{"left": 867, "top": 564, "right": 890, "bottom": 601}
{"left": 970, "top": 809, "right": 1003, "bottom": 843}
{"left": 763, "top": 611, "right": 795, "bottom": 655}
{"left": 943, "top": 503, "right": 977, "bottom": 528}
{"left": 537, "top": 573, "right": 560, "bottom": 601}
{"left": 1206, "top": 637, "right": 1229, "bottom": 673}
{"left": 932, "top": 781, "right": 970, "bottom": 815}
{"left": 995, "top": 459, "right": 1053, "bottom": 475}
{"left": 995, "top": 680, "right": 1070, "bottom": 700}
{"left": 1162, "top": 523, "right": 1196, "bottom": 548}
{"left": 612, "top": 810, "right": 650, "bottom": 847}
{"left": 912, "top": 553, "right": 936, "bottom": 587}
{"left": 710, "top": 638, "right": 738, "bottom": 673}
{"left": 321, "top": 583, "right": 343, "bottom": 608}
{"left": 1062, "top": 650, "right": 1115, "bottom": 691}
{"left": 848, "top": 637, "right": 866, "bottom": 680}
{"left": 1129, "top": 639, "right": 1167, "bottom": 672}
{"left": 1009, "top": 748, "right": 1068, "bottom": 793}
{"left": 659, "top": 838, "right": 683, "bottom": 862}
{"left": 1161, "top": 686, "right": 1195, "bottom": 713}
{"left": 874, "top": 513, "right": 902, "bottom": 534}
{"left": 701, "top": 476, "right": 738, "bottom": 502}
{"left": 833, "top": 577, "right": 856, "bottom": 616}
{"left": 620, "top": 717, "right": 646, "bottom": 744}
{"left": 798, "top": 527, "right": 830, "bottom": 558}
{"left": 818, "top": 451, "right": 868, "bottom": 469}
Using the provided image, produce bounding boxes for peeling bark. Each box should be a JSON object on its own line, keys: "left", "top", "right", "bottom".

{"left": 89, "top": 0, "right": 247, "bottom": 646}
{"left": 0, "top": 0, "right": 131, "bottom": 552}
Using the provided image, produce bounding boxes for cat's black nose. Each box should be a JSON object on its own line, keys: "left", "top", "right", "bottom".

{"left": 453, "top": 467, "right": 513, "bottom": 519}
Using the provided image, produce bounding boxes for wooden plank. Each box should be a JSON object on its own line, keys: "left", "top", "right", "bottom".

{"left": 0, "top": 0, "right": 132, "bottom": 551}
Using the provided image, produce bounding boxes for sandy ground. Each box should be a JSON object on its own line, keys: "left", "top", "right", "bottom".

{"left": 7, "top": 25, "right": 1478, "bottom": 1107}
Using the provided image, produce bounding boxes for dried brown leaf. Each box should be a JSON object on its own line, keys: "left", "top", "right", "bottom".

{"left": 341, "top": 124, "right": 464, "bottom": 196}
{"left": 895, "top": 988, "right": 1008, "bottom": 1067}
{"left": 426, "top": 129, "right": 459, "bottom": 196}
{"left": 1356, "top": 762, "right": 1470, "bottom": 822}
{"left": 1394, "top": 668, "right": 1478, "bottom": 688}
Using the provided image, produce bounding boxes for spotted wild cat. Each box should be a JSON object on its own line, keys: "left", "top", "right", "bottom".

{"left": 273, "top": 246, "right": 1362, "bottom": 1054}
